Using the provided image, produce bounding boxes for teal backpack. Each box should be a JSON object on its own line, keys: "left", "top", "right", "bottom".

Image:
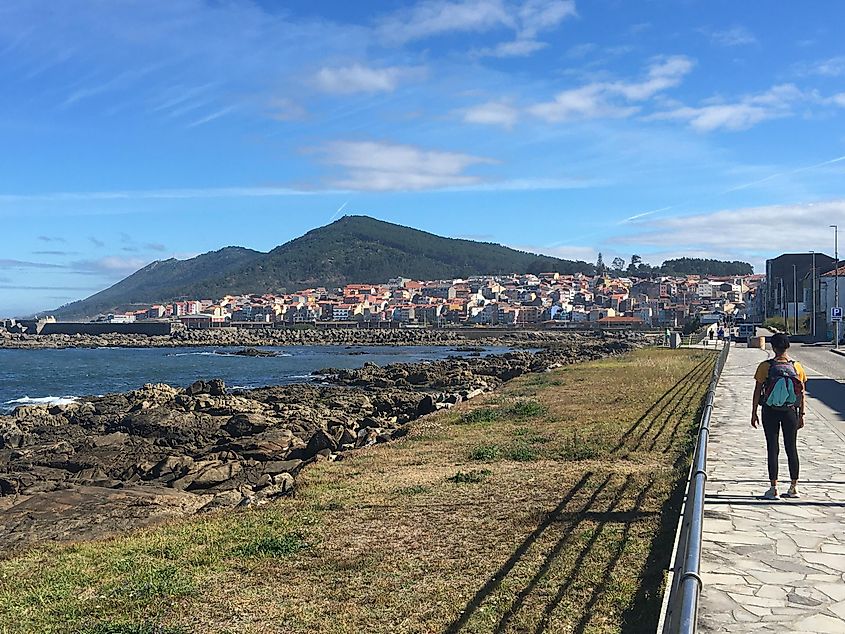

{"left": 763, "top": 359, "right": 803, "bottom": 410}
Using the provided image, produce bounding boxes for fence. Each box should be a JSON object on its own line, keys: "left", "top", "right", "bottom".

{"left": 659, "top": 339, "right": 731, "bottom": 633}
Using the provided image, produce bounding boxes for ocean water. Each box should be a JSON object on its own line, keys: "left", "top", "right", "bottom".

{"left": 0, "top": 345, "right": 509, "bottom": 412}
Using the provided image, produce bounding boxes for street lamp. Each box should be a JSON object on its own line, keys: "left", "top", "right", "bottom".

{"left": 832, "top": 225, "right": 839, "bottom": 348}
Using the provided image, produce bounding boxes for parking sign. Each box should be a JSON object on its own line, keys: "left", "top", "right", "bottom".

{"left": 833, "top": 307, "right": 843, "bottom": 322}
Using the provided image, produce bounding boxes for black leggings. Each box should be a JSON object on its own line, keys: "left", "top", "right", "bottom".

{"left": 762, "top": 406, "right": 800, "bottom": 482}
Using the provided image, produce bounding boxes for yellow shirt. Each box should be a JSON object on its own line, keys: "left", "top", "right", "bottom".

{"left": 754, "top": 358, "right": 807, "bottom": 385}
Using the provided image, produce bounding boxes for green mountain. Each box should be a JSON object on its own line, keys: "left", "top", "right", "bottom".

{"left": 53, "top": 247, "right": 263, "bottom": 318}
{"left": 52, "top": 216, "right": 596, "bottom": 318}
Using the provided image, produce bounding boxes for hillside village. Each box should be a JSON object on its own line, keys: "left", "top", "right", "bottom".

{"left": 81, "top": 271, "right": 766, "bottom": 330}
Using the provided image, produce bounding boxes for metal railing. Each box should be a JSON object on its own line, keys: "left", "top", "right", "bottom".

{"left": 660, "top": 339, "right": 730, "bottom": 633}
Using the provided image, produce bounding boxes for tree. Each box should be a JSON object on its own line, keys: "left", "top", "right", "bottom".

{"left": 596, "top": 252, "right": 605, "bottom": 274}
{"left": 611, "top": 257, "right": 625, "bottom": 271}
{"left": 627, "top": 254, "right": 642, "bottom": 275}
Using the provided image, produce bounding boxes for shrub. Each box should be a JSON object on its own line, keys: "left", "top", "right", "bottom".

{"left": 505, "top": 400, "right": 548, "bottom": 419}
{"left": 459, "top": 408, "right": 501, "bottom": 424}
{"left": 447, "top": 469, "right": 492, "bottom": 484}
{"left": 470, "top": 444, "right": 501, "bottom": 461}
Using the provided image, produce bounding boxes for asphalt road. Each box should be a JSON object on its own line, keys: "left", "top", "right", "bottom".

{"left": 789, "top": 344, "right": 845, "bottom": 381}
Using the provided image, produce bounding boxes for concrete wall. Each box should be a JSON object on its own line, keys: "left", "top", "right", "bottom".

{"left": 40, "top": 322, "right": 174, "bottom": 336}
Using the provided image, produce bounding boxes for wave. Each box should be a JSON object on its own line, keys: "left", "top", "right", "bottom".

{"left": 4, "top": 395, "right": 78, "bottom": 407}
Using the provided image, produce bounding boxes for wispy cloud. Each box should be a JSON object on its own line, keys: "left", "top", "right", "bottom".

{"left": 705, "top": 25, "right": 757, "bottom": 47}
{"left": 0, "top": 186, "right": 333, "bottom": 205}
{"left": 462, "top": 101, "right": 520, "bottom": 128}
{"left": 0, "top": 259, "right": 65, "bottom": 270}
{"left": 647, "top": 83, "right": 808, "bottom": 132}
{"left": 37, "top": 235, "right": 66, "bottom": 243}
{"left": 89, "top": 237, "right": 105, "bottom": 248}
{"left": 528, "top": 55, "right": 694, "bottom": 122}
{"left": 70, "top": 256, "right": 150, "bottom": 277}
{"left": 314, "top": 64, "right": 424, "bottom": 94}
{"left": 614, "top": 200, "right": 844, "bottom": 258}
{"left": 318, "top": 139, "right": 496, "bottom": 191}
{"left": 377, "top": 0, "right": 513, "bottom": 44}
{"left": 378, "top": 0, "right": 575, "bottom": 57}
{"left": 187, "top": 105, "right": 237, "bottom": 128}
{"left": 799, "top": 56, "right": 845, "bottom": 77}
{"left": 32, "top": 250, "right": 78, "bottom": 256}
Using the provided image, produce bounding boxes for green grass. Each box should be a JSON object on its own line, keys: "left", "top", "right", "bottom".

{"left": 458, "top": 407, "right": 501, "bottom": 424}
{"left": 447, "top": 469, "right": 493, "bottom": 484}
{"left": 0, "top": 347, "right": 715, "bottom": 634}
{"left": 230, "top": 533, "right": 307, "bottom": 559}
{"left": 469, "top": 443, "right": 501, "bottom": 461}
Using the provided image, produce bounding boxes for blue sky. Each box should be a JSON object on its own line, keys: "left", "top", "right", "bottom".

{"left": 1, "top": 0, "right": 844, "bottom": 316}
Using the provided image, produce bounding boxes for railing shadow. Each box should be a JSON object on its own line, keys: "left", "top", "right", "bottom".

{"left": 637, "top": 358, "right": 712, "bottom": 453}
{"left": 618, "top": 463, "right": 691, "bottom": 633}
{"left": 611, "top": 356, "right": 712, "bottom": 453}
{"left": 492, "top": 473, "right": 616, "bottom": 633}
{"left": 444, "top": 471, "right": 592, "bottom": 634}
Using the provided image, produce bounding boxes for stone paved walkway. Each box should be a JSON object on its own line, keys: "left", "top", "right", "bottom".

{"left": 699, "top": 345, "right": 845, "bottom": 633}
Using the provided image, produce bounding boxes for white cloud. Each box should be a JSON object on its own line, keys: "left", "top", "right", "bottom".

{"left": 314, "top": 64, "right": 422, "bottom": 94}
{"left": 528, "top": 55, "right": 693, "bottom": 122}
{"left": 707, "top": 26, "right": 757, "bottom": 47}
{"left": 462, "top": 101, "right": 520, "bottom": 127}
{"left": 380, "top": 0, "right": 575, "bottom": 57}
{"left": 319, "top": 140, "right": 496, "bottom": 191}
{"left": 517, "top": 0, "right": 577, "bottom": 39}
{"left": 377, "top": 0, "right": 513, "bottom": 44}
{"left": 71, "top": 256, "right": 151, "bottom": 277}
{"left": 477, "top": 38, "right": 547, "bottom": 58}
{"left": 830, "top": 93, "right": 845, "bottom": 107}
{"left": 615, "top": 200, "right": 845, "bottom": 257}
{"left": 648, "top": 83, "right": 806, "bottom": 132}
{"left": 804, "top": 56, "right": 845, "bottom": 77}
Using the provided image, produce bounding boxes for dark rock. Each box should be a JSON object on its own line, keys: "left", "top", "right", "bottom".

{"left": 416, "top": 394, "right": 437, "bottom": 415}
{"left": 263, "top": 459, "right": 303, "bottom": 475}
{"left": 223, "top": 413, "right": 269, "bottom": 437}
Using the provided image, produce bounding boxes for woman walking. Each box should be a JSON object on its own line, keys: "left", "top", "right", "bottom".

{"left": 750, "top": 333, "right": 807, "bottom": 499}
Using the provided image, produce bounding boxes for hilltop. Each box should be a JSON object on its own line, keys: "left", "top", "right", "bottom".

{"left": 53, "top": 216, "right": 596, "bottom": 318}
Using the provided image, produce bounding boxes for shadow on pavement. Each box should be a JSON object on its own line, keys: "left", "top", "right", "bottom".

{"left": 805, "top": 378, "right": 845, "bottom": 419}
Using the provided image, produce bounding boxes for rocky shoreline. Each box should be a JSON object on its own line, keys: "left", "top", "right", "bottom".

{"left": 0, "top": 333, "right": 651, "bottom": 554}
{"left": 0, "top": 326, "right": 602, "bottom": 350}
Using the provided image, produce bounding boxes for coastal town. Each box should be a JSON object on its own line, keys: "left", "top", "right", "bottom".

{"left": 48, "top": 271, "right": 767, "bottom": 331}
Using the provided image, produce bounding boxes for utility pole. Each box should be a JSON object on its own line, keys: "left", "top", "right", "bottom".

{"left": 811, "top": 251, "right": 816, "bottom": 340}
{"left": 833, "top": 225, "right": 840, "bottom": 348}
{"left": 793, "top": 264, "right": 798, "bottom": 335}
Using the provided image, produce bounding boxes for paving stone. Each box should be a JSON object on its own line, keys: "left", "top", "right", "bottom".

{"left": 697, "top": 346, "right": 845, "bottom": 633}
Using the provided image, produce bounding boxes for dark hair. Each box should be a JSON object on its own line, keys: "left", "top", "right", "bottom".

{"left": 770, "top": 333, "right": 790, "bottom": 352}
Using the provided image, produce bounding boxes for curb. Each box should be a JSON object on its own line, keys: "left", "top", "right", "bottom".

{"left": 831, "top": 349, "right": 845, "bottom": 358}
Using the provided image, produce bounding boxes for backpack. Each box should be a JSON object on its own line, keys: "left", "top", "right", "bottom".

{"left": 762, "top": 359, "right": 803, "bottom": 410}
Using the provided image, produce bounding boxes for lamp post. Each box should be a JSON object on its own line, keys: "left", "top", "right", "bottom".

{"left": 832, "top": 225, "right": 840, "bottom": 348}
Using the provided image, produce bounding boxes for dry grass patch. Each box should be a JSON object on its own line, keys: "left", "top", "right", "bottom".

{"left": 0, "top": 348, "right": 714, "bottom": 634}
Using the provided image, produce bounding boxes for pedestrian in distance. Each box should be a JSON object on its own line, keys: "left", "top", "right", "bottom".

{"left": 751, "top": 333, "right": 807, "bottom": 499}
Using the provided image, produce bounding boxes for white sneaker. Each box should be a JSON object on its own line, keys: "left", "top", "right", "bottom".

{"left": 762, "top": 486, "right": 780, "bottom": 500}
{"left": 782, "top": 486, "right": 800, "bottom": 499}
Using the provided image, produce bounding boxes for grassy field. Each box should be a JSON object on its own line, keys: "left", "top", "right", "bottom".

{"left": 0, "top": 348, "right": 715, "bottom": 634}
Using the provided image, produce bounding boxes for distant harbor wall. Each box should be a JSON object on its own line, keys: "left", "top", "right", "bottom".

{"left": 40, "top": 322, "right": 174, "bottom": 336}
